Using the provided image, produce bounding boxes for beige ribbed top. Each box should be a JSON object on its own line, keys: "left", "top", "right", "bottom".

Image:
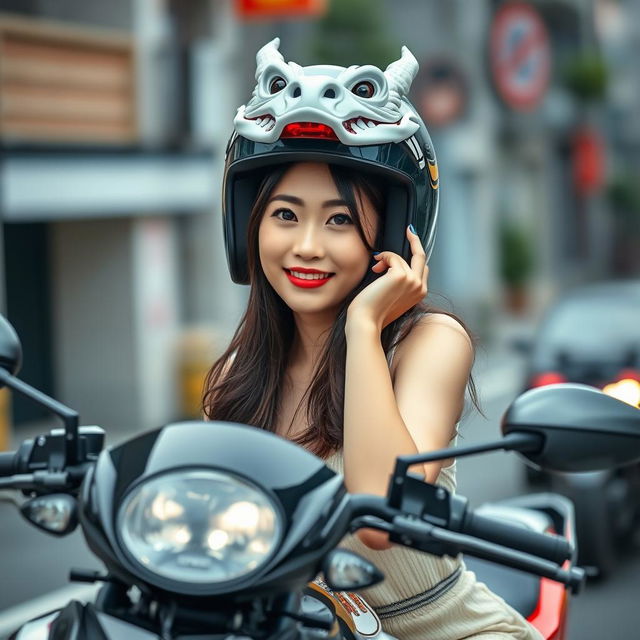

{"left": 324, "top": 447, "right": 462, "bottom": 608}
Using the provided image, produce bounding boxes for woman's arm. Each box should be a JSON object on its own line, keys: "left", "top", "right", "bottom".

{"left": 344, "top": 314, "right": 473, "bottom": 549}
{"left": 343, "top": 228, "right": 473, "bottom": 549}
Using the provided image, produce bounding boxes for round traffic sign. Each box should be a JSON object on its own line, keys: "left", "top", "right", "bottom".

{"left": 489, "top": 2, "right": 551, "bottom": 111}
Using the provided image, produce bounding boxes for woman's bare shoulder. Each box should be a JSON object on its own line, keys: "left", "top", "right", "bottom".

{"left": 390, "top": 311, "right": 473, "bottom": 388}
{"left": 404, "top": 311, "right": 473, "bottom": 353}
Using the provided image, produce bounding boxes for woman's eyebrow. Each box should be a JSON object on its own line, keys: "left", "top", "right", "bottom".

{"left": 267, "top": 194, "right": 348, "bottom": 208}
{"left": 268, "top": 194, "right": 303, "bottom": 206}
{"left": 321, "top": 198, "right": 348, "bottom": 208}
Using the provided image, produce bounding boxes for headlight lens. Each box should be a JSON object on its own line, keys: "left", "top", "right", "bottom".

{"left": 118, "top": 470, "right": 282, "bottom": 585}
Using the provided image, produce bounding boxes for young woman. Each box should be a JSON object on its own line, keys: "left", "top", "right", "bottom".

{"left": 203, "top": 39, "right": 542, "bottom": 640}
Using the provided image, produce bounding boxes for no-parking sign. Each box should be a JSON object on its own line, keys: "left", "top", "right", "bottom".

{"left": 489, "top": 2, "right": 551, "bottom": 111}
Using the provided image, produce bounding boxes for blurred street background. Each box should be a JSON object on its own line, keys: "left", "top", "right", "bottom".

{"left": 0, "top": 0, "right": 639, "bottom": 637}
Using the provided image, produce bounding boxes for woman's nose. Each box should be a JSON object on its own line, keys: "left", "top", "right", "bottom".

{"left": 293, "top": 225, "right": 325, "bottom": 259}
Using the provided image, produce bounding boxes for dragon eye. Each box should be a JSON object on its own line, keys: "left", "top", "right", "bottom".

{"left": 269, "top": 77, "right": 287, "bottom": 94}
{"left": 352, "top": 81, "right": 375, "bottom": 99}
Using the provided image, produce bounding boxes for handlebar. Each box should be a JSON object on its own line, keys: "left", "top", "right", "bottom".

{"left": 0, "top": 451, "right": 17, "bottom": 477}
{"left": 460, "top": 509, "right": 573, "bottom": 565}
{"left": 348, "top": 495, "right": 582, "bottom": 592}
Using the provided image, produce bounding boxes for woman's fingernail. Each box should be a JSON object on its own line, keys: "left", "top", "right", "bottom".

{"left": 372, "top": 251, "right": 380, "bottom": 256}
{"left": 409, "top": 224, "right": 417, "bottom": 235}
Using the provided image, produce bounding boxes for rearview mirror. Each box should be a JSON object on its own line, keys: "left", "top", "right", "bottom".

{"left": 0, "top": 314, "right": 22, "bottom": 379}
{"left": 502, "top": 383, "right": 640, "bottom": 472}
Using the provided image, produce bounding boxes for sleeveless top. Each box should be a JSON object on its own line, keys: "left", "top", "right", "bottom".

{"left": 323, "top": 446, "right": 462, "bottom": 615}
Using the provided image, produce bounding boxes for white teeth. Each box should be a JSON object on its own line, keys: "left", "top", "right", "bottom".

{"left": 290, "top": 270, "right": 331, "bottom": 280}
{"left": 256, "top": 117, "right": 263, "bottom": 124}
{"left": 356, "top": 118, "right": 367, "bottom": 129}
{"left": 366, "top": 119, "right": 375, "bottom": 128}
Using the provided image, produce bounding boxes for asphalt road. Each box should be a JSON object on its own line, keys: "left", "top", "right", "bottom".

{"left": 0, "top": 359, "right": 638, "bottom": 637}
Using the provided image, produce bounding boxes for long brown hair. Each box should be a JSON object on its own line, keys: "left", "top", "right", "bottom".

{"left": 203, "top": 163, "right": 479, "bottom": 457}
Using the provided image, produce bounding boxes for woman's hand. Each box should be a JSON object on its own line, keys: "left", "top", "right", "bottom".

{"left": 346, "top": 226, "right": 428, "bottom": 333}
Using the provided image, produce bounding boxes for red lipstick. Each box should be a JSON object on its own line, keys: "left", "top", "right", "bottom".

{"left": 284, "top": 267, "right": 334, "bottom": 289}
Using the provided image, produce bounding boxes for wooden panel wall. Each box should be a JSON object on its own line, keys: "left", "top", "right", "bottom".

{"left": 0, "top": 15, "right": 136, "bottom": 144}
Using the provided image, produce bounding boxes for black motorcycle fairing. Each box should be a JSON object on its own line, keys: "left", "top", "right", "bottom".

{"left": 106, "top": 422, "right": 334, "bottom": 508}
{"left": 271, "top": 474, "right": 346, "bottom": 561}
{"left": 81, "top": 421, "right": 347, "bottom": 598}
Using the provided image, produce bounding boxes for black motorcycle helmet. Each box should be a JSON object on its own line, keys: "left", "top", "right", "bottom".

{"left": 223, "top": 38, "right": 439, "bottom": 285}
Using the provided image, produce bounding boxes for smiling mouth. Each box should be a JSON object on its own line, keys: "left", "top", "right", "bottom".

{"left": 284, "top": 268, "right": 335, "bottom": 289}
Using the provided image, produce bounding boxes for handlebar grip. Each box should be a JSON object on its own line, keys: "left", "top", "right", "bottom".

{"left": 462, "top": 510, "right": 572, "bottom": 565}
{"left": 0, "top": 451, "right": 17, "bottom": 477}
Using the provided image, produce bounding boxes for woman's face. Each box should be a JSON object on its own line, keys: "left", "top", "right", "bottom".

{"left": 258, "top": 162, "right": 379, "bottom": 318}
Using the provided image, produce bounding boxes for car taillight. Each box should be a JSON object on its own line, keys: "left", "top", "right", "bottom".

{"left": 615, "top": 368, "right": 640, "bottom": 382}
{"left": 530, "top": 372, "right": 567, "bottom": 388}
{"left": 602, "top": 369, "right": 640, "bottom": 408}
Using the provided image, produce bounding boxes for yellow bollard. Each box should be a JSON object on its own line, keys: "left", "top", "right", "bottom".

{"left": 0, "top": 388, "right": 11, "bottom": 451}
{"left": 177, "top": 328, "right": 219, "bottom": 420}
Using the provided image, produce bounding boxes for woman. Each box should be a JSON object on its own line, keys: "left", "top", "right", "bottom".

{"left": 204, "top": 39, "right": 542, "bottom": 640}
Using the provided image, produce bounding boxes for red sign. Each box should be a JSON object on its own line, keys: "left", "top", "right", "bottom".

{"left": 237, "top": 0, "right": 327, "bottom": 19}
{"left": 489, "top": 2, "right": 551, "bottom": 111}
{"left": 572, "top": 126, "right": 605, "bottom": 197}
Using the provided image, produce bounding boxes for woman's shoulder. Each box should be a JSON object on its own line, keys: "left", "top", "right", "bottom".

{"left": 391, "top": 311, "right": 474, "bottom": 377}
{"left": 406, "top": 311, "right": 473, "bottom": 350}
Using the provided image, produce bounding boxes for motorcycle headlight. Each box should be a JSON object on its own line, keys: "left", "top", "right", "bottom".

{"left": 117, "top": 469, "right": 282, "bottom": 586}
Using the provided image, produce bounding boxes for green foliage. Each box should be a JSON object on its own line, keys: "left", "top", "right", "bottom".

{"left": 608, "top": 173, "right": 640, "bottom": 233}
{"left": 311, "top": 0, "right": 398, "bottom": 68}
{"left": 499, "top": 222, "right": 534, "bottom": 288}
{"left": 563, "top": 53, "right": 608, "bottom": 102}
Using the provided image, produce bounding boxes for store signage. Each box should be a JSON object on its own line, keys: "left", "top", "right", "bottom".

{"left": 489, "top": 2, "right": 551, "bottom": 111}
{"left": 237, "top": 0, "right": 327, "bottom": 19}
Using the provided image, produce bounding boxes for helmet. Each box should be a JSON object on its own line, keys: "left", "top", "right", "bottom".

{"left": 223, "top": 38, "right": 439, "bottom": 285}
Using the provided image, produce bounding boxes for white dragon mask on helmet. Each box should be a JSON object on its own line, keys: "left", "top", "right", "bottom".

{"left": 234, "top": 38, "right": 421, "bottom": 146}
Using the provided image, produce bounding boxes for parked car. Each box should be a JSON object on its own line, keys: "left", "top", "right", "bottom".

{"left": 517, "top": 280, "right": 640, "bottom": 577}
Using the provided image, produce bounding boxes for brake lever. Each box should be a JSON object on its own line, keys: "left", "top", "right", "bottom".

{"left": 349, "top": 515, "right": 393, "bottom": 534}
{"left": 391, "top": 515, "right": 585, "bottom": 594}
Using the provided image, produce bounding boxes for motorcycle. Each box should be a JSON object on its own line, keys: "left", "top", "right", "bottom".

{"left": 1, "top": 312, "right": 640, "bottom": 640}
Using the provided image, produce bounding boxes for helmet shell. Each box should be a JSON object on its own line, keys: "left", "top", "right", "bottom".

{"left": 222, "top": 41, "right": 439, "bottom": 285}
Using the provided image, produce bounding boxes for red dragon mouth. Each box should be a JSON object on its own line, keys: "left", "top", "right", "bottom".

{"left": 246, "top": 114, "right": 401, "bottom": 136}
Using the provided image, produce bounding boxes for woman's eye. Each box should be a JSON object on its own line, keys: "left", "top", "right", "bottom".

{"left": 269, "top": 77, "right": 287, "bottom": 94}
{"left": 351, "top": 81, "right": 375, "bottom": 99}
{"left": 328, "top": 213, "right": 353, "bottom": 226}
{"left": 272, "top": 208, "right": 297, "bottom": 221}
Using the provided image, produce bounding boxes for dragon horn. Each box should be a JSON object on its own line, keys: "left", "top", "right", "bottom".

{"left": 384, "top": 46, "right": 419, "bottom": 108}
{"left": 255, "top": 37, "right": 285, "bottom": 80}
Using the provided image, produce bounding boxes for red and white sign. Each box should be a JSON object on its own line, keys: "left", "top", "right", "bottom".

{"left": 489, "top": 2, "right": 551, "bottom": 111}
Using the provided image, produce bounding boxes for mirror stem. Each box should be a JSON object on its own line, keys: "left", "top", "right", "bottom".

{"left": 0, "top": 369, "right": 80, "bottom": 466}
{"left": 388, "top": 432, "right": 542, "bottom": 507}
